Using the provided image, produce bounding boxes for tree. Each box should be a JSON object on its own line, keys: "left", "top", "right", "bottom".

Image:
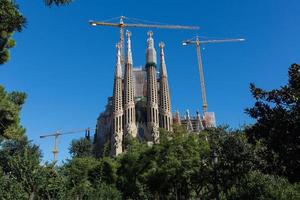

{"left": 246, "top": 63, "right": 300, "bottom": 182}
{"left": 44, "top": 0, "right": 73, "bottom": 6}
{"left": 87, "top": 183, "right": 122, "bottom": 200}
{"left": 0, "top": 0, "right": 25, "bottom": 64}
{"left": 226, "top": 171, "right": 300, "bottom": 200}
{"left": 37, "top": 163, "right": 67, "bottom": 200}
{"left": 0, "top": 85, "right": 26, "bottom": 139}
{"left": 206, "top": 127, "right": 255, "bottom": 199}
{"left": 69, "top": 137, "right": 93, "bottom": 158}
{"left": 0, "top": 137, "right": 42, "bottom": 199}
{"left": 61, "top": 156, "right": 120, "bottom": 200}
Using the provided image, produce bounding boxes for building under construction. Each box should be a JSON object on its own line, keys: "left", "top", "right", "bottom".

{"left": 94, "top": 31, "right": 215, "bottom": 157}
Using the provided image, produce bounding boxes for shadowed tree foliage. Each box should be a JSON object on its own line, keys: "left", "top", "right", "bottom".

{"left": 0, "top": 137, "right": 42, "bottom": 199}
{"left": 44, "top": 0, "right": 73, "bottom": 6}
{"left": 226, "top": 170, "right": 300, "bottom": 200}
{"left": 0, "top": 85, "right": 26, "bottom": 139}
{"left": 69, "top": 137, "right": 93, "bottom": 158}
{"left": 246, "top": 63, "right": 300, "bottom": 182}
{"left": 0, "top": 0, "right": 25, "bottom": 64}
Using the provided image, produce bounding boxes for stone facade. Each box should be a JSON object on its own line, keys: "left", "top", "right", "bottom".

{"left": 94, "top": 31, "right": 215, "bottom": 156}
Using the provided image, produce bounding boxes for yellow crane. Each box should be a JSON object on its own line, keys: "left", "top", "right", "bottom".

{"left": 40, "top": 127, "right": 94, "bottom": 162}
{"left": 182, "top": 36, "right": 245, "bottom": 113}
{"left": 89, "top": 16, "right": 199, "bottom": 66}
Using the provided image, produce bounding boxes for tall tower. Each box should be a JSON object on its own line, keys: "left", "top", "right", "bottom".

{"left": 124, "top": 31, "right": 137, "bottom": 137}
{"left": 111, "top": 43, "right": 123, "bottom": 156}
{"left": 159, "top": 42, "right": 173, "bottom": 131}
{"left": 146, "top": 31, "right": 159, "bottom": 142}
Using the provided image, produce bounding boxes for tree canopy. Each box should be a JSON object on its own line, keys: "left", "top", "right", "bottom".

{"left": 0, "top": 0, "right": 25, "bottom": 64}
{"left": 0, "top": 85, "right": 26, "bottom": 139}
{"left": 246, "top": 63, "right": 300, "bottom": 183}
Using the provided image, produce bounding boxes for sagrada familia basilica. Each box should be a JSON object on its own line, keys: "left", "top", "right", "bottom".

{"left": 94, "top": 31, "right": 215, "bottom": 156}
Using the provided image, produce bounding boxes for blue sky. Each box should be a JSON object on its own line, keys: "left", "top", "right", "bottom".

{"left": 1, "top": 0, "right": 299, "bottom": 163}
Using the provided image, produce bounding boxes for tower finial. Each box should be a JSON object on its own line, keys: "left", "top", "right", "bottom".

{"left": 115, "top": 42, "right": 122, "bottom": 78}
{"left": 159, "top": 42, "right": 165, "bottom": 49}
{"left": 159, "top": 42, "right": 167, "bottom": 77}
{"left": 147, "top": 31, "right": 153, "bottom": 38}
{"left": 126, "top": 30, "right": 133, "bottom": 65}
{"left": 146, "top": 31, "right": 157, "bottom": 64}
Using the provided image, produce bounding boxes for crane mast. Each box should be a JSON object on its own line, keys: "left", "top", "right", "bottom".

{"left": 195, "top": 37, "right": 208, "bottom": 112}
{"left": 182, "top": 36, "right": 245, "bottom": 114}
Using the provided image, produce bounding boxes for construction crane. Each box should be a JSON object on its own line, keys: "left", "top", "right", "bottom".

{"left": 182, "top": 36, "right": 245, "bottom": 113}
{"left": 40, "top": 127, "right": 94, "bottom": 162}
{"left": 89, "top": 16, "right": 199, "bottom": 66}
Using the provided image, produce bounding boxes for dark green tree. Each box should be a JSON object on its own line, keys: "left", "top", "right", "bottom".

{"left": 0, "top": 137, "right": 42, "bottom": 199}
{"left": 226, "top": 170, "right": 300, "bottom": 200}
{"left": 61, "top": 156, "right": 120, "bottom": 199}
{"left": 37, "top": 163, "right": 67, "bottom": 200}
{"left": 0, "top": 85, "right": 26, "bottom": 139}
{"left": 44, "top": 0, "right": 73, "bottom": 6}
{"left": 246, "top": 63, "right": 300, "bottom": 182}
{"left": 0, "top": 0, "right": 25, "bottom": 64}
{"left": 69, "top": 137, "right": 93, "bottom": 158}
{"left": 206, "top": 127, "right": 255, "bottom": 199}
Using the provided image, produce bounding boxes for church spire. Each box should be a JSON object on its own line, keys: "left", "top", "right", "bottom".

{"left": 146, "top": 31, "right": 157, "bottom": 65}
{"left": 159, "top": 42, "right": 172, "bottom": 131}
{"left": 146, "top": 31, "right": 159, "bottom": 142}
{"left": 111, "top": 43, "right": 124, "bottom": 156}
{"left": 159, "top": 42, "right": 167, "bottom": 77}
{"left": 124, "top": 31, "right": 137, "bottom": 137}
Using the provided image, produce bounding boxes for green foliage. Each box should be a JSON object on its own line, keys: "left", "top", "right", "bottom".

{"left": 0, "top": 85, "right": 26, "bottom": 139}
{"left": 114, "top": 127, "right": 258, "bottom": 199}
{"left": 207, "top": 128, "right": 255, "bottom": 196}
{"left": 0, "top": 137, "right": 42, "bottom": 199}
{"left": 88, "top": 183, "right": 122, "bottom": 200}
{"left": 37, "top": 163, "right": 67, "bottom": 200}
{"left": 246, "top": 63, "right": 300, "bottom": 182}
{"left": 69, "top": 137, "right": 93, "bottom": 158}
{"left": 226, "top": 171, "right": 300, "bottom": 200}
{"left": 61, "top": 156, "right": 120, "bottom": 199}
{"left": 0, "top": 0, "right": 25, "bottom": 64}
{"left": 44, "top": 0, "right": 73, "bottom": 6}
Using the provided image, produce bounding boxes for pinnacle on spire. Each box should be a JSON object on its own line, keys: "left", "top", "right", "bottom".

{"left": 186, "top": 109, "right": 191, "bottom": 119}
{"left": 146, "top": 31, "right": 157, "bottom": 65}
{"left": 196, "top": 110, "right": 204, "bottom": 131}
{"left": 185, "top": 109, "right": 194, "bottom": 132}
{"left": 126, "top": 30, "right": 133, "bottom": 65}
{"left": 115, "top": 42, "right": 122, "bottom": 78}
{"left": 159, "top": 42, "right": 168, "bottom": 77}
